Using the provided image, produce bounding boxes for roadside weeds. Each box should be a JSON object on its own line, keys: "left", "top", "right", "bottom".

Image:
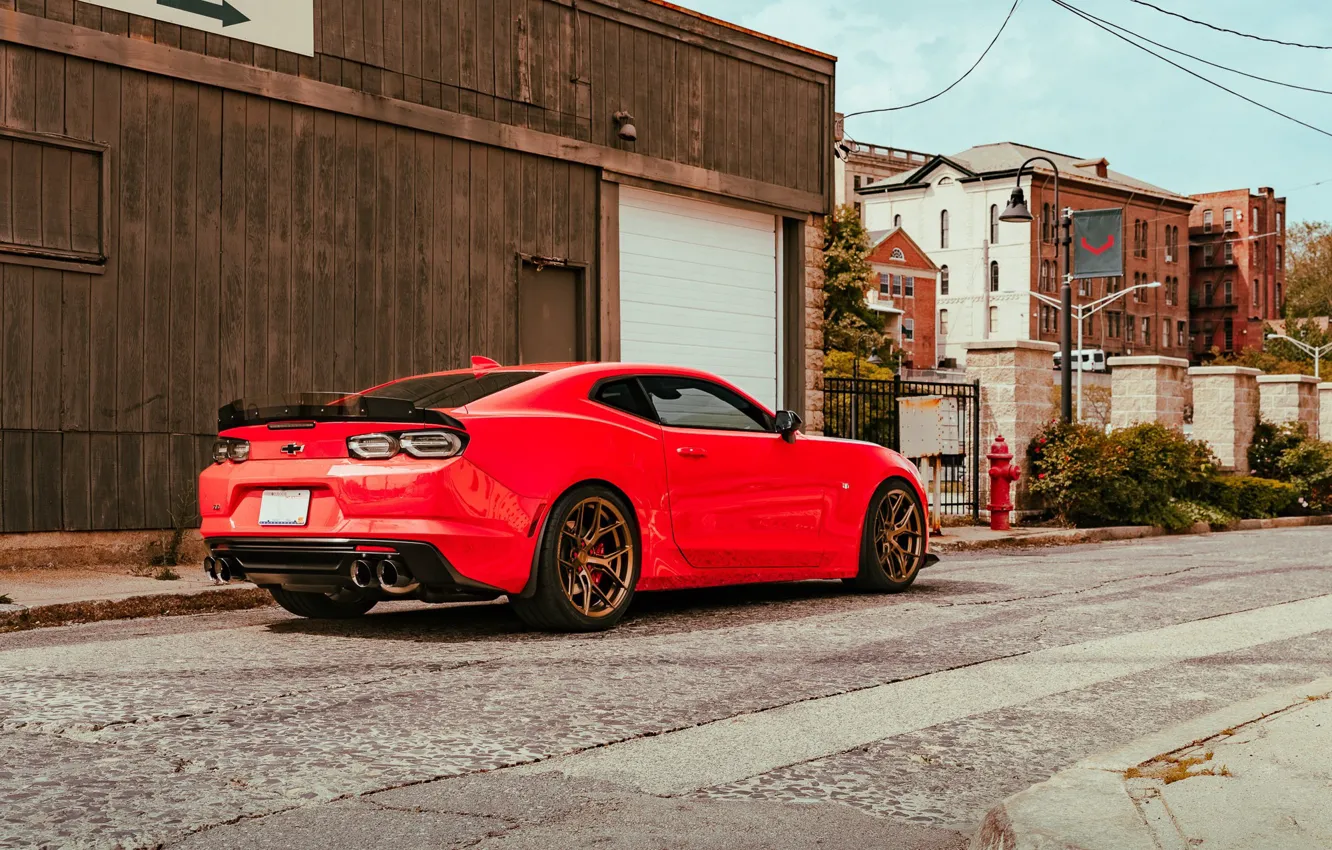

{"left": 0, "top": 588, "right": 275, "bottom": 634}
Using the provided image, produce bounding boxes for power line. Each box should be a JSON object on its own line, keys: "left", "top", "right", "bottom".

{"left": 1128, "top": 0, "right": 1332, "bottom": 51}
{"left": 1070, "top": 3, "right": 1332, "bottom": 96}
{"left": 842, "top": 0, "right": 1021, "bottom": 119}
{"left": 1052, "top": 0, "right": 1332, "bottom": 141}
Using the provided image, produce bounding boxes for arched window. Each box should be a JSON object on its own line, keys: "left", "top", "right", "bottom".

{"left": 1276, "top": 212, "right": 1283, "bottom": 232}
{"left": 990, "top": 260, "right": 1000, "bottom": 293}
{"left": 990, "top": 204, "right": 999, "bottom": 244}
{"left": 939, "top": 265, "right": 949, "bottom": 295}
{"left": 940, "top": 210, "right": 950, "bottom": 249}
{"left": 1042, "top": 203, "right": 1051, "bottom": 243}
{"left": 1039, "top": 260, "right": 1049, "bottom": 292}
{"left": 893, "top": 214, "right": 902, "bottom": 228}
{"left": 1253, "top": 278, "right": 1260, "bottom": 307}
{"left": 1277, "top": 245, "right": 1284, "bottom": 269}
{"left": 938, "top": 176, "right": 954, "bottom": 186}
{"left": 890, "top": 247, "right": 906, "bottom": 261}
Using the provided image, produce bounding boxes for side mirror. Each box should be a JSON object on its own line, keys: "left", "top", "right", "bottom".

{"left": 775, "top": 410, "right": 802, "bottom": 443}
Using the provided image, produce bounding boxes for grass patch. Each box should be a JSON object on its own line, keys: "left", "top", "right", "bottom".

{"left": 1125, "top": 752, "right": 1232, "bottom": 784}
{"left": 154, "top": 567, "right": 180, "bottom": 581}
{"left": 0, "top": 588, "right": 275, "bottom": 634}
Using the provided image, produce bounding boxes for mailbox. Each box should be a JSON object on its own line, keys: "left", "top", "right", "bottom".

{"left": 898, "top": 396, "right": 961, "bottom": 457}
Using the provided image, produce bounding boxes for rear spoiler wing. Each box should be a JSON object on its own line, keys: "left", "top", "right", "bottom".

{"left": 218, "top": 394, "right": 464, "bottom": 432}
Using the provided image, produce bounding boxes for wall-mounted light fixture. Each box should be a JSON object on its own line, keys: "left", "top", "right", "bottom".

{"left": 613, "top": 111, "right": 637, "bottom": 142}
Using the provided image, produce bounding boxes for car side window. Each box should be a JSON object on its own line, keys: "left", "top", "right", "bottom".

{"left": 639, "top": 376, "right": 772, "bottom": 433}
{"left": 593, "top": 379, "right": 657, "bottom": 422}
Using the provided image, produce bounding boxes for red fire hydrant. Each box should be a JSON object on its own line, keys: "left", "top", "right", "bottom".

{"left": 987, "top": 435, "right": 1022, "bottom": 532}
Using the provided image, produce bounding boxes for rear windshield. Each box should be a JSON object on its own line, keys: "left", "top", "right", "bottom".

{"left": 364, "top": 371, "right": 544, "bottom": 409}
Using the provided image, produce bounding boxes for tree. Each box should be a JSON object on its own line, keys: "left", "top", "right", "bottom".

{"left": 821, "top": 205, "right": 894, "bottom": 362}
{"left": 1216, "top": 319, "right": 1332, "bottom": 377}
{"left": 1286, "top": 221, "right": 1332, "bottom": 318}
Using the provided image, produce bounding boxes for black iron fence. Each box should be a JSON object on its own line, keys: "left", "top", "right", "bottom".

{"left": 824, "top": 376, "right": 982, "bottom": 520}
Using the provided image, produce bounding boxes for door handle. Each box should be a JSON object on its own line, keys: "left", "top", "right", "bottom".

{"left": 676, "top": 446, "right": 708, "bottom": 458}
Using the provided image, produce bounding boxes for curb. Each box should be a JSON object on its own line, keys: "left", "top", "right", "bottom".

{"left": 934, "top": 515, "right": 1332, "bottom": 554}
{"left": 970, "top": 676, "right": 1332, "bottom": 850}
{"left": 0, "top": 585, "right": 273, "bottom": 633}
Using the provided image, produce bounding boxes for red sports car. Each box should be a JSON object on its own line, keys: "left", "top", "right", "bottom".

{"left": 199, "top": 359, "right": 936, "bottom": 631}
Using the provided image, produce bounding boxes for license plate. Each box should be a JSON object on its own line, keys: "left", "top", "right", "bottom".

{"left": 258, "top": 489, "right": 311, "bottom": 527}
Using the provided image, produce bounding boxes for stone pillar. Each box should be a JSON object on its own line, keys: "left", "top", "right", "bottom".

{"left": 1189, "top": 366, "right": 1261, "bottom": 474}
{"left": 966, "top": 340, "right": 1059, "bottom": 509}
{"left": 1106, "top": 356, "right": 1190, "bottom": 430}
{"left": 803, "top": 213, "right": 825, "bottom": 434}
{"left": 1322, "top": 383, "right": 1332, "bottom": 442}
{"left": 1258, "top": 374, "right": 1321, "bottom": 436}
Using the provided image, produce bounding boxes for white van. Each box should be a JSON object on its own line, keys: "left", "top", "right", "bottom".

{"left": 1053, "top": 349, "right": 1108, "bottom": 372}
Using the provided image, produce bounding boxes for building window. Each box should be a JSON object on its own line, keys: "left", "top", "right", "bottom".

{"left": 904, "top": 276, "right": 915, "bottom": 297}
{"left": 1203, "top": 209, "right": 1213, "bottom": 233}
{"left": 1253, "top": 207, "right": 1260, "bottom": 231}
{"left": 1276, "top": 212, "right": 1283, "bottom": 233}
{"left": 1144, "top": 221, "right": 1150, "bottom": 259}
{"left": 939, "top": 265, "right": 949, "bottom": 295}
{"left": 989, "top": 305, "right": 998, "bottom": 334}
{"left": 990, "top": 260, "right": 999, "bottom": 292}
{"left": 1277, "top": 245, "right": 1284, "bottom": 270}
{"left": 1223, "top": 317, "right": 1234, "bottom": 351}
{"left": 1204, "top": 243, "right": 1215, "bottom": 265}
{"left": 1163, "top": 319, "right": 1171, "bottom": 347}
{"left": 1177, "top": 321, "right": 1186, "bottom": 348}
{"left": 1253, "top": 278, "right": 1260, "bottom": 307}
{"left": 879, "top": 273, "right": 891, "bottom": 296}
{"left": 1224, "top": 241, "right": 1234, "bottom": 263}
{"left": 890, "top": 247, "right": 906, "bottom": 261}
{"left": 1133, "top": 220, "right": 1141, "bottom": 257}
{"left": 892, "top": 275, "right": 902, "bottom": 296}
{"left": 854, "top": 202, "right": 863, "bottom": 219}
{"left": 1142, "top": 317, "right": 1151, "bottom": 346}
{"left": 1276, "top": 281, "right": 1283, "bottom": 310}
{"left": 990, "top": 204, "right": 999, "bottom": 244}
{"left": 893, "top": 214, "right": 902, "bottom": 228}
{"left": 903, "top": 318, "right": 915, "bottom": 341}
{"left": 1042, "top": 203, "right": 1052, "bottom": 243}
{"left": 1127, "top": 314, "right": 1136, "bottom": 343}
{"left": 1223, "top": 207, "right": 1234, "bottom": 231}
{"left": 1223, "top": 279, "right": 1233, "bottom": 304}
{"left": 940, "top": 210, "right": 949, "bottom": 249}
{"left": 1204, "top": 281, "right": 1213, "bottom": 305}
{"left": 1203, "top": 320, "right": 1214, "bottom": 345}
{"left": 939, "top": 309, "right": 949, "bottom": 335}
{"left": 1039, "top": 260, "right": 1050, "bottom": 292}
{"left": 1165, "top": 226, "right": 1173, "bottom": 263}
{"left": 854, "top": 175, "right": 862, "bottom": 190}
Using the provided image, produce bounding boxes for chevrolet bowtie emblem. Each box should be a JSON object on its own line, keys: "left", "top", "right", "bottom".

{"left": 280, "top": 443, "right": 305, "bottom": 455}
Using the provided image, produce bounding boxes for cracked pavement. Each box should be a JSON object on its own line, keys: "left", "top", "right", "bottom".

{"left": 2, "top": 527, "right": 1331, "bottom": 849}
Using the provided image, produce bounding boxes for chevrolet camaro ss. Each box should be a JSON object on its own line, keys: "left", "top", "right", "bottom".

{"left": 199, "top": 359, "right": 936, "bottom": 631}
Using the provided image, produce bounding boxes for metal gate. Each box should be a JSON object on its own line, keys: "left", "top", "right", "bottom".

{"left": 823, "top": 376, "right": 981, "bottom": 521}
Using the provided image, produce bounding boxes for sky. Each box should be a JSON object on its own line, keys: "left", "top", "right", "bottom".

{"left": 682, "top": 0, "right": 1332, "bottom": 223}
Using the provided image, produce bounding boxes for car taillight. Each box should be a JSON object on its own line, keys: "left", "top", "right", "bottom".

{"left": 400, "top": 431, "right": 464, "bottom": 459}
{"left": 213, "top": 439, "right": 250, "bottom": 464}
{"left": 346, "top": 430, "right": 465, "bottom": 460}
{"left": 347, "top": 433, "right": 400, "bottom": 459}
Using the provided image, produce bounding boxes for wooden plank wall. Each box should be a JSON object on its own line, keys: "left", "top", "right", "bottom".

{"left": 0, "top": 42, "right": 599, "bottom": 532}
{"left": 2, "top": 0, "right": 828, "bottom": 198}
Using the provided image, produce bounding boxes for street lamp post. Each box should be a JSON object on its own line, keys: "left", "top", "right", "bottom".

{"left": 1266, "top": 333, "right": 1332, "bottom": 380}
{"left": 999, "top": 158, "right": 1072, "bottom": 423}
{"left": 1033, "top": 281, "right": 1162, "bottom": 422}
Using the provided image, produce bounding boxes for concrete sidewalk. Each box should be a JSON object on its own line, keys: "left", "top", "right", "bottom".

{"left": 932, "top": 515, "right": 1332, "bottom": 554}
{"left": 971, "top": 677, "right": 1332, "bottom": 850}
{"left": 0, "top": 564, "right": 243, "bottom": 611}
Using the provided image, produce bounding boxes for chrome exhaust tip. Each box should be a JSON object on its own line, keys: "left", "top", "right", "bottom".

{"left": 376, "top": 559, "right": 419, "bottom": 596}
{"left": 204, "top": 556, "right": 218, "bottom": 581}
{"left": 350, "top": 559, "right": 377, "bottom": 589}
{"left": 217, "top": 558, "right": 234, "bottom": 583}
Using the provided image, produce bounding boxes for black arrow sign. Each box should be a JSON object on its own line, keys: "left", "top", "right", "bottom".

{"left": 156, "top": 0, "right": 249, "bottom": 27}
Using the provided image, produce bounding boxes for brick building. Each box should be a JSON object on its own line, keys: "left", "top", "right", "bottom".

{"left": 1188, "top": 188, "right": 1288, "bottom": 358}
{"left": 864, "top": 228, "right": 938, "bottom": 369}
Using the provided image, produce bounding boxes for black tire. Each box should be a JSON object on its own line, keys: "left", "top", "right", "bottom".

{"left": 511, "top": 484, "right": 641, "bottom": 632}
{"left": 269, "top": 587, "right": 378, "bottom": 619}
{"left": 849, "top": 478, "right": 927, "bottom": 593}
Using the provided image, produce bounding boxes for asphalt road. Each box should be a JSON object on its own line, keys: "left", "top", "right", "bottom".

{"left": 4, "top": 527, "right": 1332, "bottom": 850}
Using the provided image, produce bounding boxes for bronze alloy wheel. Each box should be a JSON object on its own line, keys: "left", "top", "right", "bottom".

{"left": 873, "top": 488, "right": 925, "bottom": 583}
{"left": 556, "top": 496, "right": 635, "bottom": 619}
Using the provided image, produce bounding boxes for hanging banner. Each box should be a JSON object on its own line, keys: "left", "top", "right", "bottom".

{"left": 1071, "top": 208, "right": 1124, "bottom": 280}
{"left": 84, "top": 0, "right": 315, "bottom": 57}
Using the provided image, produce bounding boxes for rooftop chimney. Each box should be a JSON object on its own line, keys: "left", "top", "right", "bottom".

{"left": 1074, "top": 157, "right": 1110, "bottom": 179}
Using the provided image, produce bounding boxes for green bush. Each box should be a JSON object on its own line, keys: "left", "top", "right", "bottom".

{"left": 1278, "top": 441, "right": 1332, "bottom": 514}
{"left": 1175, "top": 499, "right": 1237, "bottom": 530}
{"left": 1029, "top": 421, "right": 1219, "bottom": 531}
{"left": 1206, "top": 476, "right": 1301, "bottom": 519}
{"left": 1249, "top": 420, "right": 1309, "bottom": 479}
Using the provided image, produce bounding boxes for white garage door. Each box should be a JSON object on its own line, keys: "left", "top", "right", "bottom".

{"left": 619, "top": 187, "right": 780, "bottom": 408}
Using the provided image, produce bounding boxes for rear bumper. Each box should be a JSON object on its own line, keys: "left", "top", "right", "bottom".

{"left": 206, "top": 537, "right": 508, "bottom": 597}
